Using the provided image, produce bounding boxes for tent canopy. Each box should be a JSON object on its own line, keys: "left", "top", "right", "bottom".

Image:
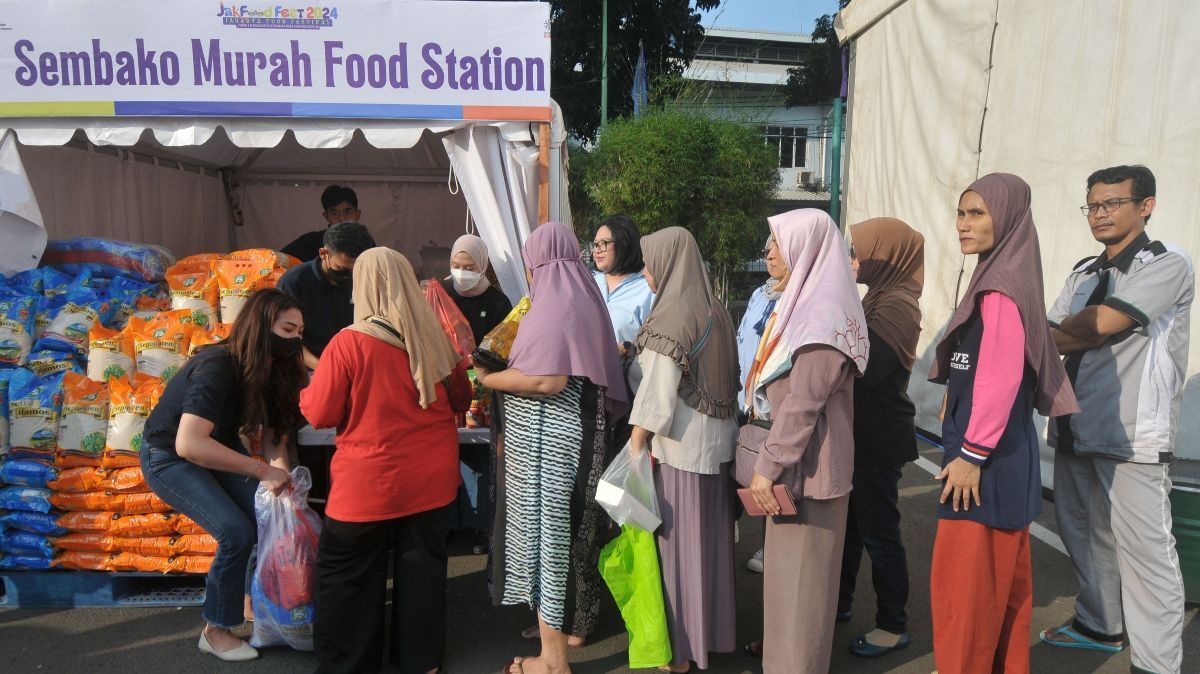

{"left": 0, "top": 107, "right": 571, "bottom": 302}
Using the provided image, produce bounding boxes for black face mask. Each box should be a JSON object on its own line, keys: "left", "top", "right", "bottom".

{"left": 270, "top": 333, "right": 303, "bottom": 360}
{"left": 323, "top": 259, "right": 353, "bottom": 285}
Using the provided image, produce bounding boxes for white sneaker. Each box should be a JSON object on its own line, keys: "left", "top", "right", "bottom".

{"left": 198, "top": 631, "right": 259, "bottom": 662}
{"left": 747, "top": 547, "right": 765, "bottom": 573}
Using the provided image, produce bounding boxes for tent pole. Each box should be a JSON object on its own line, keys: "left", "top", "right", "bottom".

{"left": 538, "top": 122, "right": 551, "bottom": 225}
{"left": 600, "top": 0, "right": 609, "bottom": 130}
{"left": 830, "top": 96, "right": 844, "bottom": 226}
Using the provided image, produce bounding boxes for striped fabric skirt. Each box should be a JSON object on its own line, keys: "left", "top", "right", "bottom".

{"left": 492, "top": 377, "right": 611, "bottom": 635}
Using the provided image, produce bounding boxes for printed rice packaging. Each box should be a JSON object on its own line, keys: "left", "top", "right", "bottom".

{"left": 7, "top": 368, "right": 65, "bottom": 463}
{"left": 57, "top": 371, "right": 111, "bottom": 469}
{"left": 0, "top": 293, "right": 36, "bottom": 367}
{"left": 167, "top": 272, "right": 219, "bottom": 330}
{"left": 103, "top": 374, "right": 163, "bottom": 469}
{"left": 213, "top": 260, "right": 273, "bottom": 324}
{"left": 129, "top": 311, "right": 195, "bottom": 381}
{"left": 86, "top": 324, "right": 135, "bottom": 383}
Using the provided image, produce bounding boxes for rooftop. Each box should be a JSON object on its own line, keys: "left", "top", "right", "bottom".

{"left": 704, "top": 27, "right": 813, "bottom": 43}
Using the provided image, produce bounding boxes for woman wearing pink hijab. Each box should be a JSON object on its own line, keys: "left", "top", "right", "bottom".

{"left": 740, "top": 208, "right": 867, "bottom": 673}
{"left": 474, "top": 222, "right": 627, "bottom": 674}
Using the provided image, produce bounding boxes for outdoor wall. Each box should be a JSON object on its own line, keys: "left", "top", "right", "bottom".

{"left": 838, "top": 0, "right": 1200, "bottom": 474}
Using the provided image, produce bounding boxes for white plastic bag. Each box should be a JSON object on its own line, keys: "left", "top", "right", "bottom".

{"left": 251, "top": 466, "right": 322, "bottom": 652}
{"left": 595, "top": 444, "right": 662, "bottom": 532}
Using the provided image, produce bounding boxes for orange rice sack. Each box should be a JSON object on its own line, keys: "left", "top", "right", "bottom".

{"left": 109, "top": 512, "right": 178, "bottom": 537}
{"left": 169, "top": 555, "right": 214, "bottom": 574}
{"left": 50, "top": 490, "right": 170, "bottom": 514}
{"left": 167, "top": 273, "right": 219, "bottom": 330}
{"left": 56, "top": 372, "right": 110, "bottom": 468}
{"left": 103, "top": 375, "right": 163, "bottom": 469}
{"left": 128, "top": 312, "right": 196, "bottom": 381}
{"left": 108, "top": 551, "right": 171, "bottom": 573}
{"left": 170, "top": 254, "right": 224, "bottom": 273}
{"left": 227, "top": 249, "right": 299, "bottom": 270}
{"left": 48, "top": 467, "right": 108, "bottom": 492}
{"left": 54, "top": 532, "right": 115, "bottom": 552}
{"left": 174, "top": 514, "right": 208, "bottom": 536}
{"left": 112, "top": 533, "right": 217, "bottom": 557}
{"left": 212, "top": 260, "right": 274, "bottom": 324}
{"left": 86, "top": 324, "right": 134, "bottom": 384}
{"left": 131, "top": 296, "right": 171, "bottom": 322}
{"left": 105, "top": 466, "right": 149, "bottom": 493}
{"left": 54, "top": 550, "right": 113, "bottom": 571}
{"left": 57, "top": 510, "right": 118, "bottom": 533}
{"left": 187, "top": 322, "right": 233, "bottom": 357}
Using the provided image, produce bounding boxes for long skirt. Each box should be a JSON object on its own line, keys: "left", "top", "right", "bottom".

{"left": 491, "top": 378, "right": 612, "bottom": 636}
{"left": 655, "top": 462, "right": 738, "bottom": 669}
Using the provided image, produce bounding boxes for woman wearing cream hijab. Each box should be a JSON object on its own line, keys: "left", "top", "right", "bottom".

{"left": 302, "top": 247, "right": 471, "bottom": 674}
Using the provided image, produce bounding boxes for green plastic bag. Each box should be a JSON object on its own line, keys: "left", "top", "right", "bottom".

{"left": 598, "top": 525, "right": 672, "bottom": 669}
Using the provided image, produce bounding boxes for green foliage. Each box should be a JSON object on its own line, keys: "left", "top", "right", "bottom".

{"left": 784, "top": 0, "right": 851, "bottom": 107}
{"left": 584, "top": 110, "right": 778, "bottom": 273}
{"left": 549, "top": 0, "right": 720, "bottom": 141}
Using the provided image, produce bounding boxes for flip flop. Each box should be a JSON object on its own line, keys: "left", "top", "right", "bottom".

{"left": 1039, "top": 626, "right": 1123, "bottom": 653}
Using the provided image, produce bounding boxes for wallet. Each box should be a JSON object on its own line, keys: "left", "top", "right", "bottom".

{"left": 736, "top": 484, "right": 797, "bottom": 517}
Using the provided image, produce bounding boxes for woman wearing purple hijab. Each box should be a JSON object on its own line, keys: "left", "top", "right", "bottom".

{"left": 474, "top": 221, "right": 627, "bottom": 674}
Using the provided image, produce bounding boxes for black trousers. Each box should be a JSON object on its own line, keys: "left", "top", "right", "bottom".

{"left": 838, "top": 463, "right": 910, "bottom": 634}
{"left": 314, "top": 505, "right": 450, "bottom": 674}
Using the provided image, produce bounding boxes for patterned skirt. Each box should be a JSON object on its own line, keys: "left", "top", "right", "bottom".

{"left": 491, "top": 377, "right": 611, "bottom": 635}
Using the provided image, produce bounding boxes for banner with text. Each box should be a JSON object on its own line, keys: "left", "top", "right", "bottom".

{"left": 0, "top": 0, "right": 551, "bottom": 121}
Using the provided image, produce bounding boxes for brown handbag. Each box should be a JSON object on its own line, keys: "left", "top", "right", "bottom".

{"left": 733, "top": 419, "right": 772, "bottom": 489}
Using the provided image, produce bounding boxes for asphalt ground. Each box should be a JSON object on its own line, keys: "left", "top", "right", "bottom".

{"left": 2, "top": 441, "right": 1197, "bottom": 673}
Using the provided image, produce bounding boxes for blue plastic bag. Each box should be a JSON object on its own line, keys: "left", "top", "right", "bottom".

{"left": 42, "top": 239, "right": 175, "bottom": 283}
{"left": 0, "top": 511, "right": 67, "bottom": 536}
{"left": 0, "top": 459, "right": 58, "bottom": 488}
{"left": 0, "top": 487, "right": 53, "bottom": 513}
{"left": 0, "top": 553, "right": 54, "bottom": 570}
{"left": 0, "top": 530, "right": 54, "bottom": 558}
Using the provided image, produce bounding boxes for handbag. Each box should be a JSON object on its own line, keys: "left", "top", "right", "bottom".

{"left": 733, "top": 419, "right": 772, "bottom": 489}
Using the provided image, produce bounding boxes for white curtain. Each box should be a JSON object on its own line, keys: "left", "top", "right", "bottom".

{"left": 0, "top": 132, "right": 46, "bottom": 275}
{"left": 443, "top": 126, "right": 534, "bottom": 304}
{"left": 17, "top": 143, "right": 232, "bottom": 259}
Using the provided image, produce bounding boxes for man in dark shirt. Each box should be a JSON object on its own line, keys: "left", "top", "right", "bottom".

{"left": 277, "top": 220, "right": 375, "bottom": 370}
{"left": 280, "top": 185, "right": 362, "bottom": 263}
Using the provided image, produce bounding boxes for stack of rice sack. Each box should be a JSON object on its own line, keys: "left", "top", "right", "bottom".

{"left": 0, "top": 242, "right": 296, "bottom": 574}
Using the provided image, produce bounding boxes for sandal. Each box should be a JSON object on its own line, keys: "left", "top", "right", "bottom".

{"left": 849, "top": 632, "right": 911, "bottom": 658}
{"left": 1039, "top": 625, "right": 1123, "bottom": 653}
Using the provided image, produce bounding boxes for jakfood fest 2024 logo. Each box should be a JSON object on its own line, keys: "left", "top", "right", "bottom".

{"left": 217, "top": 2, "right": 340, "bottom": 30}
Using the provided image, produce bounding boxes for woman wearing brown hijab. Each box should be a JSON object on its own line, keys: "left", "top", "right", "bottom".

{"left": 927, "top": 174, "right": 1077, "bottom": 674}
{"left": 838, "top": 218, "right": 924, "bottom": 658}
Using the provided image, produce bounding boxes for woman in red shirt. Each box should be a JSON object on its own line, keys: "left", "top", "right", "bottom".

{"left": 301, "top": 247, "right": 470, "bottom": 674}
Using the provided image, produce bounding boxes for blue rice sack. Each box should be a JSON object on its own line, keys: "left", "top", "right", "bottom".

{"left": 7, "top": 369, "right": 65, "bottom": 463}
{"left": 0, "top": 511, "right": 67, "bottom": 536}
{"left": 4, "top": 269, "right": 43, "bottom": 296}
{"left": 0, "top": 293, "right": 37, "bottom": 368}
{"left": 0, "top": 459, "right": 58, "bottom": 488}
{"left": 34, "top": 286, "right": 116, "bottom": 355}
{"left": 40, "top": 267, "right": 84, "bottom": 299}
{"left": 0, "top": 530, "right": 54, "bottom": 558}
{"left": 0, "top": 369, "right": 11, "bottom": 457}
{"left": 24, "top": 350, "right": 84, "bottom": 379}
{"left": 0, "top": 553, "right": 54, "bottom": 570}
{"left": 0, "top": 486, "right": 53, "bottom": 513}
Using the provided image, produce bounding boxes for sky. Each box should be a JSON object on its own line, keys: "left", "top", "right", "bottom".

{"left": 699, "top": 0, "right": 842, "bottom": 35}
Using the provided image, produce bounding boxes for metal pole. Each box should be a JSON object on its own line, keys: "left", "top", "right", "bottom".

{"left": 829, "top": 96, "right": 843, "bottom": 226}
{"left": 600, "top": 0, "right": 608, "bottom": 130}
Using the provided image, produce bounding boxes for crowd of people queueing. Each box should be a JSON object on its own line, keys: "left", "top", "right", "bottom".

{"left": 137, "top": 164, "right": 1191, "bottom": 674}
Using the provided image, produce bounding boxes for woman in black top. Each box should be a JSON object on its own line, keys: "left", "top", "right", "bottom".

{"left": 440, "top": 234, "right": 512, "bottom": 555}
{"left": 837, "top": 218, "right": 925, "bottom": 658}
{"left": 441, "top": 234, "right": 513, "bottom": 344}
{"left": 141, "top": 289, "right": 307, "bottom": 662}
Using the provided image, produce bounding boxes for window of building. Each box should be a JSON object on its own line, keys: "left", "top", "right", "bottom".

{"left": 764, "top": 126, "right": 808, "bottom": 168}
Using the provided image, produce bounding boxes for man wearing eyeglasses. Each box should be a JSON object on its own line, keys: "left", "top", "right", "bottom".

{"left": 1042, "top": 165, "right": 1192, "bottom": 674}
{"left": 281, "top": 184, "right": 364, "bottom": 263}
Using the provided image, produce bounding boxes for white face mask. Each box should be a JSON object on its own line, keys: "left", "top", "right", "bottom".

{"left": 450, "top": 268, "right": 483, "bottom": 292}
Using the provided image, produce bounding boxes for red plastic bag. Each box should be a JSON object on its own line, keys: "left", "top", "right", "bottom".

{"left": 251, "top": 466, "right": 322, "bottom": 651}
{"left": 423, "top": 279, "right": 475, "bottom": 360}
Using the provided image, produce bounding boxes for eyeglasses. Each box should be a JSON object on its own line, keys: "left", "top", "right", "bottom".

{"left": 325, "top": 207, "right": 358, "bottom": 218}
{"left": 1079, "top": 197, "right": 1144, "bottom": 217}
{"left": 591, "top": 239, "right": 613, "bottom": 252}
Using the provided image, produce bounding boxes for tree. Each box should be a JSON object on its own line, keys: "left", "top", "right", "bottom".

{"left": 583, "top": 110, "right": 779, "bottom": 279}
{"left": 783, "top": 0, "right": 851, "bottom": 106}
{"left": 549, "top": 0, "right": 719, "bottom": 141}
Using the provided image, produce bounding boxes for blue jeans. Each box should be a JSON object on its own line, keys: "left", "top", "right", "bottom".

{"left": 141, "top": 446, "right": 257, "bottom": 629}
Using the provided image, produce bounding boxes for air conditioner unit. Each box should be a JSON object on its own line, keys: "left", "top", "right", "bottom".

{"left": 796, "top": 170, "right": 813, "bottom": 186}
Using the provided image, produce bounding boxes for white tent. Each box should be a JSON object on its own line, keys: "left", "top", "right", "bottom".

{"left": 835, "top": 0, "right": 1200, "bottom": 481}
{"left": 0, "top": 106, "right": 571, "bottom": 303}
